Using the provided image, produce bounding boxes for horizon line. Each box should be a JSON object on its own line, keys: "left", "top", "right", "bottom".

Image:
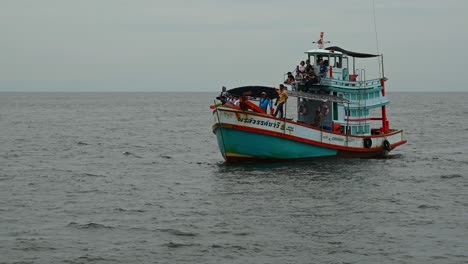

{"left": 0, "top": 90, "right": 466, "bottom": 93}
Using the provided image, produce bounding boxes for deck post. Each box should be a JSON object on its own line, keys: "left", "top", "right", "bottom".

{"left": 380, "top": 78, "right": 389, "bottom": 133}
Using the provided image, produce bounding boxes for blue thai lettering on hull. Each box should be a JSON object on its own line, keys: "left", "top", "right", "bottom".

{"left": 237, "top": 117, "right": 282, "bottom": 128}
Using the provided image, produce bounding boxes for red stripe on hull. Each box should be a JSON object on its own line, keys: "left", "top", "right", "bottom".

{"left": 213, "top": 123, "right": 407, "bottom": 153}
{"left": 213, "top": 108, "right": 403, "bottom": 138}
{"left": 225, "top": 149, "right": 394, "bottom": 163}
{"left": 225, "top": 141, "right": 407, "bottom": 163}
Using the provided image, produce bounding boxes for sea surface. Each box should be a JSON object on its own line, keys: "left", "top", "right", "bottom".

{"left": 0, "top": 92, "right": 467, "bottom": 264}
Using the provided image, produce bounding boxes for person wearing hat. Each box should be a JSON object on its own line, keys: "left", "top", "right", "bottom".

{"left": 258, "top": 91, "right": 273, "bottom": 114}
{"left": 273, "top": 84, "right": 288, "bottom": 118}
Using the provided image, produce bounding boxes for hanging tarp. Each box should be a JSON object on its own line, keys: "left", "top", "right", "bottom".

{"left": 325, "top": 46, "right": 379, "bottom": 58}
{"left": 288, "top": 90, "right": 350, "bottom": 104}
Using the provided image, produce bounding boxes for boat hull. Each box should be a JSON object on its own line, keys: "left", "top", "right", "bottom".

{"left": 215, "top": 127, "right": 337, "bottom": 162}
{"left": 212, "top": 107, "right": 406, "bottom": 163}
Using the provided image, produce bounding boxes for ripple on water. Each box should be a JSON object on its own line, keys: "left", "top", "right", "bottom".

{"left": 12, "top": 238, "right": 57, "bottom": 252}
{"left": 82, "top": 173, "right": 106, "bottom": 177}
{"left": 440, "top": 174, "right": 463, "bottom": 179}
{"left": 164, "top": 242, "right": 199, "bottom": 248}
{"left": 66, "top": 222, "right": 114, "bottom": 229}
{"left": 64, "top": 255, "right": 122, "bottom": 264}
{"left": 417, "top": 204, "right": 441, "bottom": 210}
{"left": 158, "top": 228, "right": 199, "bottom": 237}
{"left": 114, "top": 207, "right": 146, "bottom": 213}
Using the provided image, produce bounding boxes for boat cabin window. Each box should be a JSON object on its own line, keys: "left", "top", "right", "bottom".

{"left": 330, "top": 56, "right": 343, "bottom": 68}
{"left": 308, "top": 55, "right": 316, "bottom": 66}
{"left": 342, "top": 57, "right": 348, "bottom": 69}
{"left": 315, "top": 55, "right": 322, "bottom": 65}
{"left": 307, "top": 55, "right": 327, "bottom": 66}
{"left": 307, "top": 54, "right": 346, "bottom": 69}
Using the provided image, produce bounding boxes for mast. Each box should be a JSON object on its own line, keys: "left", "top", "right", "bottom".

{"left": 313, "top": 32, "right": 330, "bottom": 49}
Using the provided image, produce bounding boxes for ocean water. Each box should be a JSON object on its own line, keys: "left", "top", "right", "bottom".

{"left": 0, "top": 92, "right": 467, "bottom": 264}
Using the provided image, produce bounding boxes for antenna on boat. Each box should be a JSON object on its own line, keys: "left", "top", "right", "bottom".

{"left": 372, "top": 0, "right": 383, "bottom": 77}
{"left": 312, "top": 32, "right": 330, "bottom": 49}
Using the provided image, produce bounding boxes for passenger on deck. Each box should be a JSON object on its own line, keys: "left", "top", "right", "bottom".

{"left": 319, "top": 60, "right": 329, "bottom": 78}
{"left": 317, "top": 56, "right": 323, "bottom": 65}
{"left": 298, "top": 61, "right": 306, "bottom": 73}
{"left": 225, "top": 95, "right": 232, "bottom": 104}
{"left": 305, "top": 59, "right": 313, "bottom": 73}
{"left": 273, "top": 84, "right": 288, "bottom": 118}
{"left": 304, "top": 70, "right": 319, "bottom": 89}
{"left": 297, "top": 103, "right": 308, "bottom": 124}
{"left": 220, "top": 86, "right": 229, "bottom": 97}
{"left": 217, "top": 86, "right": 230, "bottom": 102}
{"left": 239, "top": 94, "right": 249, "bottom": 111}
{"left": 284, "top": 72, "right": 295, "bottom": 84}
{"left": 231, "top": 95, "right": 240, "bottom": 106}
{"left": 258, "top": 92, "right": 273, "bottom": 114}
{"left": 295, "top": 69, "right": 303, "bottom": 81}
{"left": 220, "top": 95, "right": 227, "bottom": 105}
{"left": 314, "top": 102, "right": 329, "bottom": 127}
{"left": 314, "top": 109, "right": 322, "bottom": 127}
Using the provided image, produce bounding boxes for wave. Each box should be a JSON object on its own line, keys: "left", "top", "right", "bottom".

{"left": 163, "top": 242, "right": 198, "bottom": 248}
{"left": 441, "top": 174, "right": 463, "bottom": 179}
{"left": 66, "top": 222, "right": 114, "bottom": 229}
{"left": 158, "top": 228, "right": 199, "bottom": 237}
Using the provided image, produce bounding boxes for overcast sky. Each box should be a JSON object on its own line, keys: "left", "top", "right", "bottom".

{"left": 1, "top": 0, "right": 467, "bottom": 92}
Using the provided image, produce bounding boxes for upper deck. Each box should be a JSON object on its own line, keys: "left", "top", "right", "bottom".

{"left": 283, "top": 34, "right": 391, "bottom": 135}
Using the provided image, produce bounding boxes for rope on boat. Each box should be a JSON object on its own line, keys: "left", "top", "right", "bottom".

{"left": 283, "top": 100, "right": 287, "bottom": 133}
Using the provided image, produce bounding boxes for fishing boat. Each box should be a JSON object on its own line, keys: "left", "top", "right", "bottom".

{"left": 211, "top": 33, "right": 406, "bottom": 163}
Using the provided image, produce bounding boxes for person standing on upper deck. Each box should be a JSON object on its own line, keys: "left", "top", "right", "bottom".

{"left": 319, "top": 60, "right": 329, "bottom": 78}
{"left": 273, "top": 84, "right": 288, "bottom": 118}
{"left": 305, "top": 59, "right": 313, "bottom": 73}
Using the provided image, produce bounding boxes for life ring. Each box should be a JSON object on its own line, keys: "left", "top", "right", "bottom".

{"left": 363, "top": 138, "right": 372, "bottom": 148}
{"left": 383, "top": 140, "right": 391, "bottom": 151}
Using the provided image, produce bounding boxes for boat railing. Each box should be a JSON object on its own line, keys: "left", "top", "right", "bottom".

{"left": 320, "top": 77, "right": 381, "bottom": 90}
{"left": 345, "top": 96, "right": 389, "bottom": 109}
{"left": 357, "top": 69, "right": 366, "bottom": 82}
{"left": 284, "top": 67, "right": 322, "bottom": 89}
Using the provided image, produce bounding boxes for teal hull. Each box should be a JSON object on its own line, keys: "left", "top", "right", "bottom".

{"left": 215, "top": 127, "right": 337, "bottom": 161}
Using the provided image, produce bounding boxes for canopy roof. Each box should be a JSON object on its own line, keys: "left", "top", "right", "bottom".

{"left": 305, "top": 48, "right": 343, "bottom": 55}
{"left": 325, "top": 46, "right": 379, "bottom": 58}
{"left": 227, "top": 86, "right": 279, "bottom": 99}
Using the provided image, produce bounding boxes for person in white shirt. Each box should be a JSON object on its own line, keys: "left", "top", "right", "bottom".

{"left": 231, "top": 96, "right": 240, "bottom": 106}
{"left": 298, "top": 61, "right": 306, "bottom": 73}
